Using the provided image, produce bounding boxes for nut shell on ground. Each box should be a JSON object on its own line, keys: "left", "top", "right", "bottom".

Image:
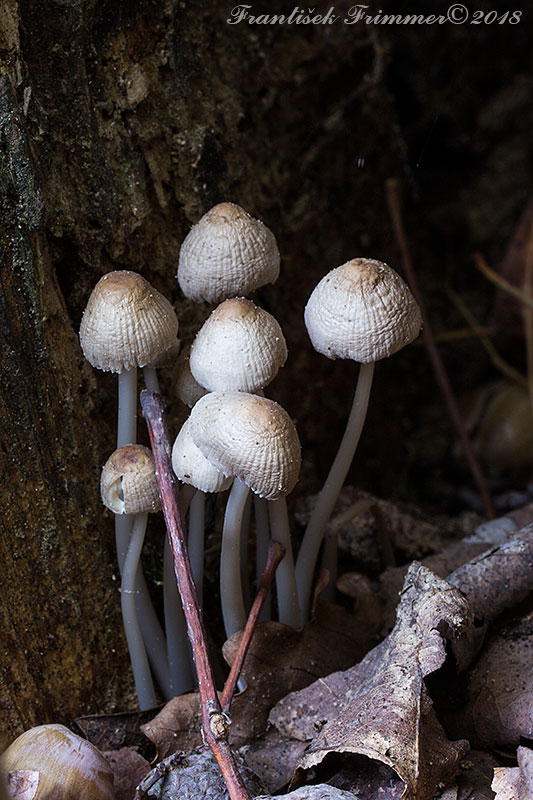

{"left": 304, "top": 258, "right": 422, "bottom": 363}
{"left": 190, "top": 297, "right": 287, "bottom": 392}
{"left": 79, "top": 270, "right": 179, "bottom": 373}
{"left": 100, "top": 444, "right": 161, "bottom": 515}
{"left": 172, "top": 418, "right": 233, "bottom": 493}
{"left": 189, "top": 391, "right": 301, "bottom": 500}
{"left": 177, "top": 202, "right": 280, "bottom": 303}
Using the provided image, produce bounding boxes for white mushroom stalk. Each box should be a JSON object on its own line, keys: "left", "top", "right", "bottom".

{"left": 189, "top": 391, "right": 302, "bottom": 635}
{"left": 101, "top": 444, "right": 163, "bottom": 709}
{"left": 295, "top": 258, "right": 422, "bottom": 622}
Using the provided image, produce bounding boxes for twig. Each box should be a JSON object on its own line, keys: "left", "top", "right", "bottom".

{"left": 141, "top": 390, "right": 251, "bottom": 800}
{"left": 221, "top": 539, "right": 285, "bottom": 713}
{"left": 386, "top": 179, "right": 496, "bottom": 519}
{"left": 474, "top": 251, "right": 533, "bottom": 311}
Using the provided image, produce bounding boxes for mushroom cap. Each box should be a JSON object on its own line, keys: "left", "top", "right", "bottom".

{"left": 190, "top": 297, "right": 287, "bottom": 392}
{"left": 189, "top": 391, "right": 301, "bottom": 500}
{"left": 177, "top": 202, "right": 280, "bottom": 303}
{"left": 304, "top": 258, "right": 422, "bottom": 363}
{"left": 101, "top": 444, "right": 161, "bottom": 514}
{"left": 173, "top": 344, "right": 208, "bottom": 408}
{"left": 172, "top": 419, "right": 233, "bottom": 493}
{"left": 80, "top": 270, "right": 179, "bottom": 373}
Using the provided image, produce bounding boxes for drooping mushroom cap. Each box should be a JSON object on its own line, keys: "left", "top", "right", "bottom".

{"left": 304, "top": 258, "right": 422, "bottom": 363}
{"left": 80, "top": 270, "right": 179, "bottom": 373}
{"left": 173, "top": 345, "right": 208, "bottom": 408}
{"left": 190, "top": 297, "right": 287, "bottom": 392}
{"left": 189, "top": 392, "right": 301, "bottom": 500}
{"left": 101, "top": 444, "right": 161, "bottom": 514}
{"left": 172, "top": 419, "right": 233, "bottom": 493}
{"left": 177, "top": 202, "right": 280, "bottom": 303}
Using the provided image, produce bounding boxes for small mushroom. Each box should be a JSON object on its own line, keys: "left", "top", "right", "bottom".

{"left": 189, "top": 391, "right": 301, "bottom": 635}
{"left": 173, "top": 344, "right": 208, "bottom": 408}
{"left": 101, "top": 445, "right": 178, "bottom": 708}
{"left": 0, "top": 724, "right": 115, "bottom": 800}
{"left": 296, "top": 258, "right": 422, "bottom": 622}
{"left": 177, "top": 202, "right": 280, "bottom": 303}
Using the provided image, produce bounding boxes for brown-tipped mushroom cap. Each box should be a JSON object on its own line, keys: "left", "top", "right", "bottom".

{"left": 177, "top": 202, "right": 280, "bottom": 303}
{"left": 101, "top": 444, "right": 161, "bottom": 514}
{"left": 173, "top": 344, "right": 208, "bottom": 407}
{"left": 304, "top": 258, "right": 422, "bottom": 363}
{"left": 171, "top": 419, "right": 233, "bottom": 493}
{"left": 80, "top": 270, "right": 179, "bottom": 373}
{"left": 189, "top": 391, "right": 301, "bottom": 500}
{"left": 190, "top": 297, "right": 287, "bottom": 392}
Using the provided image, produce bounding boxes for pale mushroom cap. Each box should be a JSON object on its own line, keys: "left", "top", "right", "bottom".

{"left": 304, "top": 258, "right": 422, "bottom": 363}
{"left": 177, "top": 202, "right": 280, "bottom": 304}
{"left": 173, "top": 344, "right": 209, "bottom": 407}
{"left": 101, "top": 444, "right": 161, "bottom": 514}
{"left": 189, "top": 392, "right": 301, "bottom": 500}
{"left": 171, "top": 419, "right": 233, "bottom": 493}
{"left": 190, "top": 297, "right": 287, "bottom": 392}
{"left": 80, "top": 270, "right": 179, "bottom": 373}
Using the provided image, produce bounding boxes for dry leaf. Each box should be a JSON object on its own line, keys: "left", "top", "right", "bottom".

{"left": 75, "top": 709, "right": 158, "bottom": 752}
{"left": 140, "top": 693, "right": 202, "bottom": 761}
{"left": 103, "top": 747, "right": 151, "bottom": 800}
{"left": 492, "top": 746, "right": 533, "bottom": 800}
{"left": 240, "top": 728, "right": 309, "bottom": 793}
{"left": 271, "top": 564, "right": 471, "bottom": 800}
{"left": 256, "top": 786, "right": 357, "bottom": 799}
{"left": 5, "top": 771, "right": 38, "bottom": 800}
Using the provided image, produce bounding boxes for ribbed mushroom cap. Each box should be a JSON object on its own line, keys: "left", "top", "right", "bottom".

{"left": 177, "top": 202, "right": 280, "bottom": 304}
{"left": 172, "top": 419, "right": 233, "bottom": 493}
{"left": 80, "top": 271, "right": 179, "bottom": 373}
{"left": 190, "top": 298, "right": 287, "bottom": 392}
{"left": 173, "top": 345, "right": 208, "bottom": 408}
{"left": 189, "top": 392, "right": 301, "bottom": 500}
{"left": 304, "top": 258, "right": 422, "bottom": 363}
{"left": 101, "top": 444, "right": 161, "bottom": 515}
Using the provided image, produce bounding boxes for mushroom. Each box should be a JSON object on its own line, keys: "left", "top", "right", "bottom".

{"left": 173, "top": 344, "right": 208, "bottom": 408}
{"left": 189, "top": 391, "right": 301, "bottom": 635}
{"left": 80, "top": 270, "right": 179, "bottom": 694}
{"left": 177, "top": 202, "right": 280, "bottom": 304}
{"left": 295, "top": 258, "right": 422, "bottom": 622}
{"left": 101, "top": 444, "right": 171, "bottom": 708}
{"left": 0, "top": 724, "right": 115, "bottom": 800}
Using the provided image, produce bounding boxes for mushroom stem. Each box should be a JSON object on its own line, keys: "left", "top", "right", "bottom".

{"left": 221, "top": 478, "right": 250, "bottom": 638}
{"left": 188, "top": 490, "right": 206, "bottom": 604}
{"left": 118, "top": 368, "right": 137, "bottom": 447}
{"left": 143, "top": 365, "right": 160, "bottom": 394}
{"left": 254, "top": 497, "right": 271, "bottom": 622}
{"left": 121, "top": 512, "right": 157, "bottom": 710}
{"left": 295, "top": 361, "right": 375, "bottom": 623}
{"left": 268, "top": 498, "right": 300, "bottom": 628}
{"left": 240, "top": 491, "right": 253, "bottom": 613}
{"left": 164, "top": 484, "right": 195, "bottom": 695}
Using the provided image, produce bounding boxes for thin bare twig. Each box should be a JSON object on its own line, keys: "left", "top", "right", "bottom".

{"left": 474, "top": 251, "right": 533, "bottom": 311}
{"left": 386, "top": 179, "right": 495, "bottom": 519}
{"left": 221, "top": 539, "right": 285, "bottom": 713}
{"left": 141, "top": 390, "right": 251, "bottom": 800}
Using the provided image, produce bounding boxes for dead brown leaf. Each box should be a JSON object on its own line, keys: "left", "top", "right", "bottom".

{"left": 75, "top": 709, "right": 159, "bottom": 752}
{"left": 492, "top": 746, "right": 533, "bottom": 800}
{"left": 140, "top": 693, "right": 202, "bottom": 761}
{"left": 4, "top": 771, "right": 38, "bottom": 800}
{"left": 270, "top": 563, "right": 471, "bottom": 800}
{"left": 103, "top": 747, "right": 151, "bottom": 800}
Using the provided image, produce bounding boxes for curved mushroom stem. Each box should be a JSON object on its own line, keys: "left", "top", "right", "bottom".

{"left": 268, "top": 498, "right": 300, "bottom": 628}
{"left": 188, "top": 490, "right": 206, "bottom": 603}
{"left": 295, "top": 361, "right": 375, "bottom": 624}
{"left": 164, "top": 484, "right": 195, "bottom": 695}
{"left": 221, "top": 478, "right": 250, "bottom": 638}
{"left": 254, "top": 497, "right": 271, "bottom": 622}
{"left": 240, "top": 492, "right": 253, "bottom": 613}
{"left": 142, "top": 366, "right": 160, "bottom": 394}
{"left": 121, "top": 512, "right": 157, "bottom": 710}
{"left": 116, "top": 368, "right": 170, "bottom": 695}
{"left": 319, "top": 527, "right": 338, "bottom": 605}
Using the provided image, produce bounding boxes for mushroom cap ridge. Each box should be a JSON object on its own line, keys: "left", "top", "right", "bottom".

{"left": 304, "top": 258, "right": 422, "bottom": 363}
{"left": 172, "top": 418, "right": 233, "bottom": 493}
{"left": 189, "top": 391, "right": 301, "bottom": 500}
{"left": 177, "top": 202, "right": 280, "bottom": 304}
{"left": 80, "top": 270, "right": 179, "bottom": 373}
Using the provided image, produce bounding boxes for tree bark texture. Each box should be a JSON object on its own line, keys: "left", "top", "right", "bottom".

{"left": 0, "top": 0, "right": 529, "bottom": 747}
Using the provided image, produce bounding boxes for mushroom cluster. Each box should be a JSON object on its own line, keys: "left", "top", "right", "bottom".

{"left": 79, "top": 202, "right": 422, "bottom": 709}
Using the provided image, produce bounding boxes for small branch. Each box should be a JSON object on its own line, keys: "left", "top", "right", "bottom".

{"left": 141, "top": 390, "right": 251, "bottom": 800}
{"left": 474, "top": 251, "right": 533, "bottom": 311}
{"left": 386, "top": 179, "right": 495, "bottom": 520}
{"left": 221, "top": 539, "right": 285, "bottom": 713}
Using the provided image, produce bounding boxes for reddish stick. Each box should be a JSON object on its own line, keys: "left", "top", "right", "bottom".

{"left": 221, "top": 539, "right": 285, "bottom": 713}
{"left": 386, "top": 179, "right": 496, "bottom": 520}
{"left": 141, "top": 390, "right": 251, "bottom": 800}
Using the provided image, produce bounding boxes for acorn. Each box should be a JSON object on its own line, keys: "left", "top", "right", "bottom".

{"left": 0, "top": 724, "right": 115, "bottom": 799}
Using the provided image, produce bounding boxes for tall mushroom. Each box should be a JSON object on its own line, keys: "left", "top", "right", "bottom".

{"left": 295, "top": 258, "right": 422, "bottom": 622}
{"left": 189, "top": 391, "right": 301, "bottom": 636}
